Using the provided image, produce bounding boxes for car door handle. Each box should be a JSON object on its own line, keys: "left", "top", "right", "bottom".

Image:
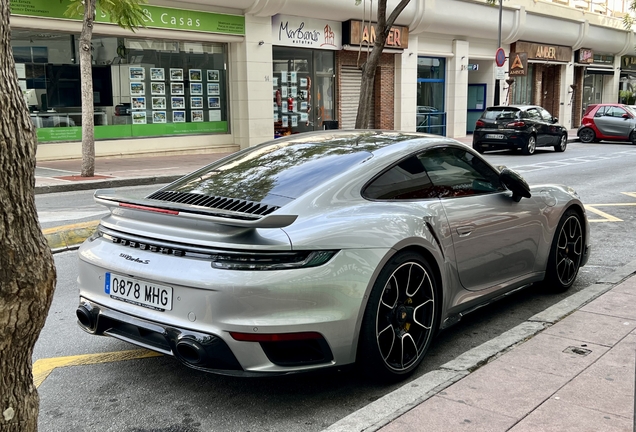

{"left": 456, "top": 226, "right": 474, "bottom": 237}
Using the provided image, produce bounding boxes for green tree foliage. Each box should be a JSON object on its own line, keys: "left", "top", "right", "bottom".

{"left": 63, "top": 0, "right": 147, "bottom": 177}
{"left": 624, "top": 1, "right": 636, "bottom": 28}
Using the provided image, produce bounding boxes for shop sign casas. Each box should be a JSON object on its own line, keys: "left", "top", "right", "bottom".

{"left": 272, "top": 15, "right": 342, "bottom": 50}
{"left": 342, "top": 20, "right": 409, "bottom": 49}
{"left": 9, "top": 0, "right": 245, "bottom": 35}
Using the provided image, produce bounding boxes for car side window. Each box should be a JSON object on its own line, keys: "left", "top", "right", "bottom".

{"left": 606, "top": 106, "right": 627, "bottom": 117}
{"left": 538, "top": 107, "right": 553, "bottom": 121}
{"left": 526, "top": 108, "right": 542, "bottom": 120}
{"left": 417, "top": 147, "right": 505, "bottom": 198}
{"left": 594, "top": 106, "right": 606, "bottom": 117}
{"left": 363, "top": 155, "right": 437, "bottom": 200}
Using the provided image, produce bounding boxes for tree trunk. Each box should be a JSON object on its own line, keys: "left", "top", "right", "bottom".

{"left": 0, "top": 1, "right": 57, "bottom": 431}
{"left": 80, "top": 0, "right": 96, "bottom": 177}
{"left": 354, "top": 0, "right": 411, "bottom": 129}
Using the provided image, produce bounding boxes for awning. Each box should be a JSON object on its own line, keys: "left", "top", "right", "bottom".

{"left": 586, "top": 67, "right": 615, "bottom": 75}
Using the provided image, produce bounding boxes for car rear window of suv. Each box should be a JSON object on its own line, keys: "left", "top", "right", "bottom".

{"left": 482, "top": 108, "right": 520, "bottom": 120}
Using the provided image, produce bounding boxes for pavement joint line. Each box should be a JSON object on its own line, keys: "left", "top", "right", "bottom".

{"left": 322, "top": 369, "right": 470, "bottom": 432}
{"left": 33, "top": 349, "right": 162, "bottom": 388}
{"left": 321, "top": 261, "right": 636, "bottom": 432}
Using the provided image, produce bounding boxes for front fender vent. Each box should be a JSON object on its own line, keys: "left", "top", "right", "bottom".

{"left": 147, "top": 191, "right": 280, "bottom": 216}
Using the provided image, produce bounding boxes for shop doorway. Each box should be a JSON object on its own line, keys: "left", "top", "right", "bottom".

{"left": 541, "top": 65, "right": 560, "bottom": 116}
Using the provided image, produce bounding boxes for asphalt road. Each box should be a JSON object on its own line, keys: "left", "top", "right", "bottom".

{"left": 33, "top": 141, "right": 636, "bottom": 432}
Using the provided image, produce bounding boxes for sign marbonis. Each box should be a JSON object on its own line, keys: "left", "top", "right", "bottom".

{"left": 10, "top": 0, "right": 245, "bottom": 35}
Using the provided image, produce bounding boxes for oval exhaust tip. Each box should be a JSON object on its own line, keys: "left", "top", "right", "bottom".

{"left": 176, "top": 339, "right": 204, "bottom": 365}
{"left": 76, "top": 305, "right": 94, "bottom": 330}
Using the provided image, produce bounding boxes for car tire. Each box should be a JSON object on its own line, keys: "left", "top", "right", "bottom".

{"left": 578, "top": 127, "right": 595, "bottom": 143}
{"left": 554, "top": 134, "right": 567, "bottom": 152}
{"left": 522, "top": 135, "right": 536, "bottom": 155}
{"left": 358, "top": 251, "right": 439, "bottom": 381}
{"left": 543, "top": 208, "right": 584, "bottom": 293}
{"left": 629, "top": 131, "right": 636, "bottom": 145}
{"left": 473, "top": 143, "right": 484, "bottom": 154}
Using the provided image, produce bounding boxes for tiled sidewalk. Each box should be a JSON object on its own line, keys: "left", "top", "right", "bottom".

{"left": 379, "top": 276, "right": 636, "bottom": 432}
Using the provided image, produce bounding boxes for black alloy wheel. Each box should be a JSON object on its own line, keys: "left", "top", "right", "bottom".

{"left": 578, "top": 127, "right": 595, "bottom": 143}
{"left": 544, "top": 209, "right": 584, "bottom": 292}
{"left": 358, "top": 252, "right": 439, "bottom": 381}
{"left": 554, "top": 134, "right": 567, "bottom": 152}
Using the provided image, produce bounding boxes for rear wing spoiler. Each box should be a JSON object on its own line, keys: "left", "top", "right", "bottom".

{"left": 94, "top": 189, "right": 298, "bottom": 229}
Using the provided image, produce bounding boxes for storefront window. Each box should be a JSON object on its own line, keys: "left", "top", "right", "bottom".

{"left": 511, "top": 64, "right": 534, "bottom": 105}
{"left": 11, "top": 30, "right": 229, "bottom": 143}
{"left": 417, "top": 57, "right": 446, "bottom": 135}
{"left": 583, "top": 73, "right": 605, "bottom": 112}
{"left": 272, "top": 46, "right": 335, "bottom": 137}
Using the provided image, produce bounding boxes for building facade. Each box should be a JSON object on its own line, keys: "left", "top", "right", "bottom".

{"left": 9, "top": 0, "right": 636, "bottom": 161}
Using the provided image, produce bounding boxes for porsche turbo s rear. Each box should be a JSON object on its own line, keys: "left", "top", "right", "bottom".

{"left": 76, "top": 132, "right": 421, "bottom": 375}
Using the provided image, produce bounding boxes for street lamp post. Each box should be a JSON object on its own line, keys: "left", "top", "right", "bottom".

{"left": 494, "top": 0, "right": 503, "bottom": 106}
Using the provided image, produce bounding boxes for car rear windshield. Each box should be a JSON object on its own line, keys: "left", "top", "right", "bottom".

{"left": 160, "top": 132, "right": 415, "bottom": 207}
{"left": 482, "top": 107, "right": 520, "bottom": 120}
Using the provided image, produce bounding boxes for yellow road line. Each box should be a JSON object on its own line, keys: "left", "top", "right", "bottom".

{"left": 33, "top": 349, "right": 162, "bottom": 388}
{"left": 584, "top": 205, "right": 623, "bottom": 223}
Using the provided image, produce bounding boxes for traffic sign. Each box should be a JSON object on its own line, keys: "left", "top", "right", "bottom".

{"left": 495, "top": 47, "right": 506, "bottom": 67}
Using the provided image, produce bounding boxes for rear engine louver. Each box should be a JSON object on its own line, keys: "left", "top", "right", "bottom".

{"left": 147, "top": 191, "right": 280, "bottom": 216}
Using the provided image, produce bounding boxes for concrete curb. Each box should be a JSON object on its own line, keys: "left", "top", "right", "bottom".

{"left": 35, "top": 175, "right": 181, "bottom": 195}
{"left": 44, "top": 220, "right": 99, "bottom": 253}
{"left": 322, "top": 259, "right": 636, "bottom": 432}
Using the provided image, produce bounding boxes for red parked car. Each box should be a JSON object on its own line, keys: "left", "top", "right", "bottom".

{"left": 577, "top": 103, "right": 636, "bottom": 144}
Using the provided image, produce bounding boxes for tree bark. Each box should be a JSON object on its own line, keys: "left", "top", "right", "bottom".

{"left": 0, "top": 1, "right": 57, "bottom": 431}
{"left": 80, "top": 0, "right": 96, "bottom": 177}
{"left": 354, "top": 0, "right": 411, "bottom": 129}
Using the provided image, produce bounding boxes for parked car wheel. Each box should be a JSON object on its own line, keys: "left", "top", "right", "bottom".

{"left": 544, "top": 209, "right": 584, "bottom": 292}
{"left": 358, "top": 251, "right": 439, "bottom": 381}
{"left": 554, "top": 134, "right": 567, "bottom": 152}
{"left": 578, "top": 127, "right": 595, "bottom": 143}
{"left": 522, "top": 135, "right": 536, "bottom": 155}
{"left": 630, "top": 131, "right": 636, "bottom": 145}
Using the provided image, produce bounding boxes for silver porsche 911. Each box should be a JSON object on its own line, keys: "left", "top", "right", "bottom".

{"left": 76, "top": 130, "right": 590, "bottom": 380}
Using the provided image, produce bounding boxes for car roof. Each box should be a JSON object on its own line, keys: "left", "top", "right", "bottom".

{"left": 160, "top": 130, "right": 463, "bottom": 207}
{"left": 486, "top": 105, "right": 538, "bottom": 110}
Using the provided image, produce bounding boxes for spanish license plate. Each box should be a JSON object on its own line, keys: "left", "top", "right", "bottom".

{"left": 485, "top": 134, "right": 505, "bottom": 139}
{"left": 105, "top": 272, "right": 173, "bottom": 311}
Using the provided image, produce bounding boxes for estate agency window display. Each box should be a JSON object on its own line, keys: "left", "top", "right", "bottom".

{"left": 127, "top": 63, "right": 224, "bottom": 126}
{"left": 11, "top": 29, "right": 229, "bottom": 143}
{"left": 273, "top": 47, "right": 336, "bottom": 137}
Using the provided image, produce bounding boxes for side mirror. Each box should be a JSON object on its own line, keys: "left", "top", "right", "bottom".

{"left": 552, "top": 117, "right": 559, "bottom": 124}
{"left": 623, "top": 113, "right": 631, "bottom": 119}
{"left": 500, "top": 168, "right": 531, "bottom": 202}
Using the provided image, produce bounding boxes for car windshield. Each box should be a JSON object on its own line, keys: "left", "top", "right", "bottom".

{"left": 160, "top": 132, "right": 417, "bottom": 206}
{"left": 482, "top": 108, "right": 520, "bottom": 120}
